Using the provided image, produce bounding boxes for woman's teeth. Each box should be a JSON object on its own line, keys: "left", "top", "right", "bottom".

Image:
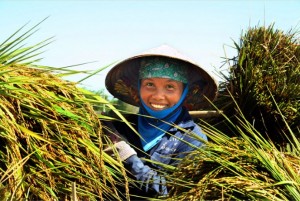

{"left": 151, "top": 103, "right": 166, "bottom": 109}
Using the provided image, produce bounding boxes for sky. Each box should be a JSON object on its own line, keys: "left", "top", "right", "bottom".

{"left": 1, "top": 0, "right": 300, "bottom": 97}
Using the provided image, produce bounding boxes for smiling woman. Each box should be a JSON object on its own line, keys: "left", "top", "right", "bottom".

{"left": 140, "top": 78, "right": 184, "bottom": 110}
{"left": 139, "top": 56, "right": 187, "bottom": 111}
{"left": 104, "top": 44, "right": 218, "bottom": 200}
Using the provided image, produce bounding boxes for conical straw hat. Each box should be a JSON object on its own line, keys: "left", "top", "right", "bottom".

{"left": 105, "top": 44, "right": 218, "bottom": 110}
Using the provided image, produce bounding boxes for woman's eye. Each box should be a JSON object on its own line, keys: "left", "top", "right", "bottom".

{"left": 166, "top": 85, "right": 175, "bottom": 90}
{"left": 146, "top": 82, "right": 154, "bottom": 87}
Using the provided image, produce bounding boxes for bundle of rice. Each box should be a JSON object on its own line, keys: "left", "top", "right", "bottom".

{"left": 166, "top": 24, "right": 300, "bottom": 200}
{"left": 214, "top": 24, "right": 300, "bottom": 145}
{"left": 0, "top": 22, "right": 126, "bottom": 200}
{"left": 167, "top": 121, "right": 300, "bottom": 200}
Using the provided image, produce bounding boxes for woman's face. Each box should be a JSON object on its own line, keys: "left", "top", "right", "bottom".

{"left": 140, "top": 77, "right": 184, "bottom": 111}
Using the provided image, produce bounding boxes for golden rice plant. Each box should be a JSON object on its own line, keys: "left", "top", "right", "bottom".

{"left": 214, "top": 24, "right": 300, "bottom": 145}
{"left": 166, "top": 24, "right": 300, "bottom": 200}
{"left": 167, "top": 99, "right": 300, "bottom": 200}
{"left": 0, "top": 21, "right": 128, "bottom": 200}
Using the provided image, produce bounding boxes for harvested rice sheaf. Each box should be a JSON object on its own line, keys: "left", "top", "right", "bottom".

{"left": 214, "top": 24, "right": 300, "bottom": 145}
{"left": 167, "top": 136, "right": 300, "bottom": 201}
{"left": 0, "top": 64, "right": 121, "bottom": 200}
{"left": 167, "top": 25, "right": 300, "bottom": 199}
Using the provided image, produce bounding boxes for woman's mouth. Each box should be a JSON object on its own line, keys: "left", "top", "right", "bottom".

{"left": 150, "top": 103, "right": 167, "bottom": 110}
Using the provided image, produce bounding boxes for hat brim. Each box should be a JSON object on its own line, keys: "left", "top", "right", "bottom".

{"left": 105, "top": 45, "right": 218, "bottom": 110}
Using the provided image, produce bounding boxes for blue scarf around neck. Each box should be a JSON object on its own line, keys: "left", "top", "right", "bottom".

{"left": 138, "top": 84, "right": 189, "bottom": 151}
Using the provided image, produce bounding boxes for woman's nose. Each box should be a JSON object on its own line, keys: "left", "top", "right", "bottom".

{"left": 152, "top": 88, "right": 165, "bottom": 100}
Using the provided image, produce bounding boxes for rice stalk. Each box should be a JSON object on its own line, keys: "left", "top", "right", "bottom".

{"left": 167, "top": 90, "right": 300, "bottom": 200}
{"left": 213, "top": 24, "right": 300, "bottom": 146}
{"left": 0, "top": 21, "right": 129, "bottom": 200}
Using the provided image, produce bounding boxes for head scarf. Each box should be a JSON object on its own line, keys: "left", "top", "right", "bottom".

{"left": 139, "top": 57, "right": 188, "bottom": 83}
{"left": 138, "top": 57, "right": 189, "bottom": 151}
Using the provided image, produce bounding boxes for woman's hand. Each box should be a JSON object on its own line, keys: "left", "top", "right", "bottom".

{"left": 102, "top": 121, "right": 137, "bottom": 161}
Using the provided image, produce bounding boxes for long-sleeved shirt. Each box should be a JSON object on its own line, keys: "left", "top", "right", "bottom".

{"left": 112, "top": 107, "right": 207, "bottom": 199}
